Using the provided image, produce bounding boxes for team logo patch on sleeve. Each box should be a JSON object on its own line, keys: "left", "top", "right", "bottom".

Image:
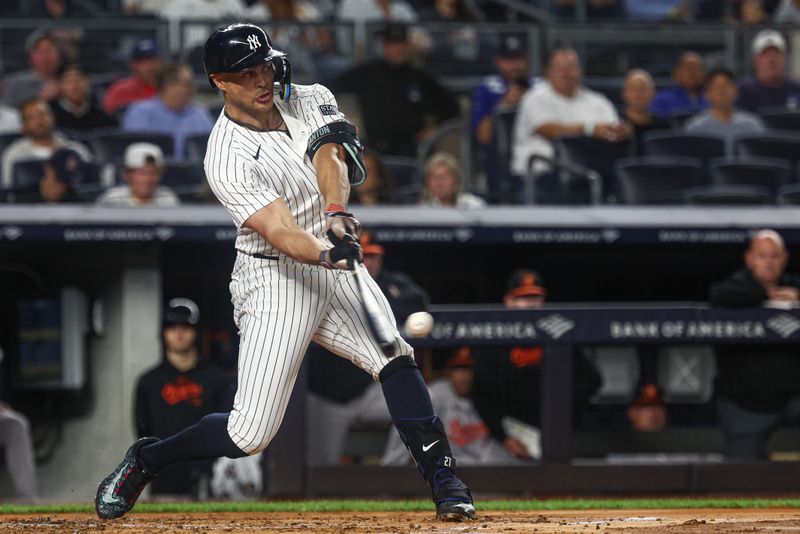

{"left": 319, "top": 104, "right": 338, "bottom": 116}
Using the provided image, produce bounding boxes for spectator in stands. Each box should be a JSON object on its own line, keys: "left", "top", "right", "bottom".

{"left": 2, "top": 30, "right": 63, "bottom": 109}
{"left": 350, "top": 150, "right": 396, "bottom": 205}
{"left": 332, "top": 23, "right": 459, "bottom": 157}
{"left": 734, "top": 0, "right": 770, "bottom": 23}
{"left": 95, "top": 143, "right": 180, "bottom": 207}
{"left": 122, "top": 0, "right": 266, "bottom": 19}
{"left": 685, "top": 66, "right": 765, "bottom": 153}
{"left": 650, "top": 51, "right": 708, "bottom": 120}
{"left": 307, "top": 231, "right": 428, "bottom": 465}
{"left": 472, "top": 35, "right": 533, "bottom": 148}
{"left": 135, "top": 299, "right": 234, "bottom": 496}
{"left": 383, "top": 347, "right": 530, "bottom": 465}
{"left": 710, "top": 229, "right": 800, "bottom": 459}
{"left": 737, "top": 30, "right": 800, "bottom": 112}
{"left": 470, "top": 270, "right": 601, "bottom": 455}
{"left": 10, "top": 148, "right": 85, "bottom": 204}
{"left": 418, "top": 0, "right": 480, "bottom": 20}
{"left": 774, "top": 0, "right": 800, "bottom": 22}
{"left": 511, "top": 47, "right": 628, "bottom": 178}
{"left": 122, "top": 64, "right": 214, "bottom": 160}
{"left": 48, "top": 63, "right": 117, "bottom": 133}
{"left": 419, "top": 152, "right": 485, "bottom": 208}
{"left": 621, "top": 69, "right": 670, "bottom": 156}
{"left": 103, "top": 38, "right": 163, "bottom": 117}
{"left": 627, "top": 383, "right": 667, "bottom": 432}
{"left": 1, "top": 99, "right": 90, "bottom": 189}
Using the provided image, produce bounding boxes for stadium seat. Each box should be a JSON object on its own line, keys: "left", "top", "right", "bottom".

{"left": 555, "top": 135, "right": 633, "bottom": 202}
{"left": 88, "top": 129, "right": 175, "bottom": 167}
{"left": 709, "top": 156, "right": 792, "bottom": 195}
{"left": 684, "top": 185, "right": 774, "bottom": 205}
{"left": 777, "top": 183, "right": 800, "bottom": 205}
{"left": 615, "top": 156, "right": 705, "bottom": 204}
{"left": 486, "top": 109, "right": 519, "bottom": 203}
{"left": 185, "top": 133, "right": 210, "bottom": 164}
{"left": 643, "top": 131, "right": 726, "bottom": 163}
{"left": 736, "top": 134, "right": 800, "bottom": 170}
{"left": 759, "top": 108, "right": 800, "bottom": 132}
{"left": 668, "top": 110, "right": 697, "bottom": 128}
{"left": 161, "top": 162, "right": 206, "bottom": 193}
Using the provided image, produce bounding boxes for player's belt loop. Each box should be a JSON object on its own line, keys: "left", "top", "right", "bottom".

{"left": 252, "top": 253, "right": 280, "bottom": 261}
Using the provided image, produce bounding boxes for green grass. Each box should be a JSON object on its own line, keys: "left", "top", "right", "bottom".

{"left": 2, "top": 498, "right": 800, "bottom": 515}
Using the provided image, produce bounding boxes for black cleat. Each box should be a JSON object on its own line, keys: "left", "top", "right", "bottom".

{"left": 432, "top": 470, "right": 475, "bottom": 521}
{"left": 95, "top": 437, "right": 159, "bottom": 520}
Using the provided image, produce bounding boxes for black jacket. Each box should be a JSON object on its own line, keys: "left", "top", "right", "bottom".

{"left": 332, "top": 60, "right": 459, "bottom": 156}
{"left": 710, "top": 268, "right": 800, "bottom": 412}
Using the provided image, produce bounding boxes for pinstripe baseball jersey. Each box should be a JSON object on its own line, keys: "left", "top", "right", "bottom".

{"left": 205, "top": 83, "right": 347, "bottom": 256}
{"left": 202, "top": 82, "right": 413, "bottom": 455}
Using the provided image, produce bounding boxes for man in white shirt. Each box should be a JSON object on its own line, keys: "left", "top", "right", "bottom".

{"left": 511, "top": 48, "right": 629, "bottom": 178}
{"left": 95, "top": 143, "right": 179, "bottom": 207}
{"left": 1, "top": 99, "right": 90, "bottom": 189}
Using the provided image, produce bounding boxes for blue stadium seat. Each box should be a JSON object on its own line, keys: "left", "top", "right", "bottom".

{"left": 486, "top": 109, "right": 519, "bottom": 203}
{"left": 758, "top": 108, "right": 800, "bottom": 133}
{"left": 10, "top": 159, "right": 45, "bottom": 192}
{"left": 709, "top": 156, "right": 792, "bottom": 195}
{"left": 736, "top": 134, "right": 800, "bottom": 171}
{"left": 382, "top": 155, "right": 421, "bottom": 204}
{"left": 615, "top": 156, "right": 705, "bottom": 204}
{"left": 161, "top": 162, "right": 206, "bottom": 193}
{"left": 88, "top": 129, "right": 175, "bottom": 167}
{"left": 778, "top": 183, "right": 800, "bottom": 205}
{"left": 643, "top": 131, "right": 726, "bottom": 165}
{"left": 556, "top": 135, "right": 634, "bottom": 202}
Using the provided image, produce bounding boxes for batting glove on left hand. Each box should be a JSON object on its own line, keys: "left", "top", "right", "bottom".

{"left": 320, "top": 241, "right": 363, "bottom": 270}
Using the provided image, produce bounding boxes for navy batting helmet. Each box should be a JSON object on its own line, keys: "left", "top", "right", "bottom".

{"left": 203, "top": 23, "right": 292, "bottom": 100}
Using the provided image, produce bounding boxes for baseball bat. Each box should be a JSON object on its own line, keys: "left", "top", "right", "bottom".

{"left": 351, "top": 262, "right": 395, "bottom": 356}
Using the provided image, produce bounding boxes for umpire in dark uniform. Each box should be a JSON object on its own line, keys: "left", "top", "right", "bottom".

{"left": 710, "top": 229, "right": 800, "bottom": 460}
{"left": 134, "top": 299, "right": 234, "bottom": 496}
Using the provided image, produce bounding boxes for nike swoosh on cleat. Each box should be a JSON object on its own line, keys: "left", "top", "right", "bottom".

{"left": 253, "top": 145, "right": 261, "bottom": 160}
{"left": 422, "top": 439, "right": 440, "bottom": 452}
{"left": 101, "top": 469, "right": 125, "bottom": 504}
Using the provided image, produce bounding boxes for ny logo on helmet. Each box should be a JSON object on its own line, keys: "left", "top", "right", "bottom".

{"left": 247, "top": 34, "right": 260, "bottom": 51}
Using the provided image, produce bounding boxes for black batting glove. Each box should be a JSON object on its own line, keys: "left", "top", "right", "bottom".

{"left": 325, "top": 204, "right": 361, "bottom": 242}
{"left": 320, "top": 241, "right": 363, "bottom": 270}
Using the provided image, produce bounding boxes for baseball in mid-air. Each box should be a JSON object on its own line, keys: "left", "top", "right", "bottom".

{"left": 404, "top": 311, "right": 434, "bottom": 337}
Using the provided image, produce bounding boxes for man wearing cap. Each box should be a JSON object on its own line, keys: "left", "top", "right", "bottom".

{"left": 1, "top": 98, "right": 91, "bottom": 189}
{"left": 383, "top": 347, "right": 527, "bottom": 465}
{"left": 737, "top": 29, "right": 800, "bottom": 112}
{"left": 121, "top": 63, "right": 215, "bottom": 160}
{"left": 95, "top": 143, "right": 179, "bottom": 207}
{"left": 134, "top": 299, "right": 234, "bottom": 496}
{"left": 3, "top": 29, "right": 63, "bottom": 109}
{"left": 48, "top": 63, "right": 117, "bottom": 132}
{"left": 103, "top": 38, "right": 163, "bottom": 117}
{"left": 332, "top": 23, "right": 459, "bottom": 157}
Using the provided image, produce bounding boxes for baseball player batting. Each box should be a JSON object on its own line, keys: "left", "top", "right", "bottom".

{"left": 95, "top": 23, "right": 475, "bottom": 522}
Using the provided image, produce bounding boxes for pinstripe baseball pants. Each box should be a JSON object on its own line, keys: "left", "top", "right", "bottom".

{"left": 226, "top": 253, "right": 412, "bottom": 454}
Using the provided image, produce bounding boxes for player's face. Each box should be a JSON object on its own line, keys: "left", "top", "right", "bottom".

{"left": 163, "top": 324, "right": 197, "bottom": 352}
{"left": 446, "top": 367, "right": 474, "bottom": 397}
{"left": 219, "top": 63, "right": 276, "bottom": 114}
{"left": 125, "top": 163, "right": 161, "bottom": 201}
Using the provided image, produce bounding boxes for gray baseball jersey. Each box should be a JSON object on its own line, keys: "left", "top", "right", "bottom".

{"left": 205, "top": 83, "right": 412, "bottom": 454}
